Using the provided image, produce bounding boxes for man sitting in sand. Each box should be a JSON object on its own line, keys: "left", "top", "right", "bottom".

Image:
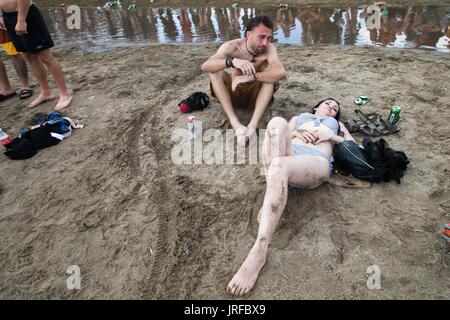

{"left": 0, "top": 0, "right": 72, "bottom": 110}
{"left": 201, "top": 16, "right": 287, "bottom": 145}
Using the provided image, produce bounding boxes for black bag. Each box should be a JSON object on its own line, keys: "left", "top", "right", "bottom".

{"left": 361, "top": 137, "right": 409, "bottom": 184}
{"left": 334, "top": 138, "right": 410, "bottom": 183}
{"left": 334, "top": 140, "right": 378, "bottom": 182}
{"left": 178, "top": 92, "right": 210, "bottom": 113}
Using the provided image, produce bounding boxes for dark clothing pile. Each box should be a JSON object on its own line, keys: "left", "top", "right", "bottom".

{"left": 334, "top": 137, "right": 410, "bottom": 183}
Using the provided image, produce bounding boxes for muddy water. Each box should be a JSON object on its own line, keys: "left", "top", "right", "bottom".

{"left": 35, "top": 1, "right": 450, "bottom": 52}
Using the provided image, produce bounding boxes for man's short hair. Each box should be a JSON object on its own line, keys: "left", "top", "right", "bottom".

{"left": 245, "top": 16, "right": 274, "bottom": 34}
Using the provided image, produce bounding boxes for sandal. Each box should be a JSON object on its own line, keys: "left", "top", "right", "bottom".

{"left": 0, "top": 91, "right": 16, "bottom": 102}
{"left": 19, "top": 89, "right": 33, "bottom": 99}
{"left": 349, "top": 109, "right": 400, "bottom": 137}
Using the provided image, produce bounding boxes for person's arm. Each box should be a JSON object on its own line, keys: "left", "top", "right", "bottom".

{"left": 314, "top": 122, "right": 356, "bottom": 145}
{"left": 0, "top": 9, "right": 5, "bottom": 30}
{"left": 339, "top": 121, "right": 356, "bottom": 143}
{"left": 16, "top": 0, "right": 32, "bottom": 36}
{"left": 201, "top": 43, "right": 230, "bottom": 73}
{"left": 253, "top": 44, "right": 287, "bottom": 83}
{"left": 230, "top": 44, "right": 287, "bottom": 90}
{"left": 201, "top": 41, "right": 256, "bottom": 76}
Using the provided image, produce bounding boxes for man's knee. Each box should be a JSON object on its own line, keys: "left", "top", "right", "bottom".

{"left": 37, "top": 50, "right": 55, "bottom": 64}
{"left": 208, "top": 70, "right": 225, "bottom": 82}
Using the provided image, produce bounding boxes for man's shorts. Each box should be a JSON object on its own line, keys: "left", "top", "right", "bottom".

{"left": 3, "top": 4, "right": 54, "bottom": 54}
{"left": 210, "top": 72, "right": 279, "bottom": 109}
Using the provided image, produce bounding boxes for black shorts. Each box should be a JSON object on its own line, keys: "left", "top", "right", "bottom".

{"left": 3, "top": 4, "right": 54, "bottom": 54}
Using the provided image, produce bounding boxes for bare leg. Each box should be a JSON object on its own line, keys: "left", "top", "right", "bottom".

{"left": 262, "top": 117, "right": 293, "bottom": 169}
{"left": 227, "top": 155, "right": 329, "bottom": 296}
{"left": 0, "top": 60, "right": 15, "bottom": 95}
{"left": 208, "top": 70, "right": 246, "bottom": 136}
{"left": 36, "top": 49, "right": 72, "bottom": 110}
{"left": 10, "top": 54, "right": 30, "bottom": 90}
{"left": 245, "top": 82, "right": 275, "bottom": 142}
{"left": 24, "top": 52, "right": 55, "bottom": 108}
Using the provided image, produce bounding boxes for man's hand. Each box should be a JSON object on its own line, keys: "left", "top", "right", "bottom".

{"left": 0, "top": 16, "right": 6, "bottom": 30}
{"left": 231, "top": 74, "right": 254, "bottom": 91}
{"left": 232, "top": 58, "right": 256, "bottom": 76}
{"left": 15, "top": 20, "right": 27, "bottom": 36}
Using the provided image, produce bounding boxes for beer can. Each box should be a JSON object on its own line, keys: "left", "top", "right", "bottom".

{"left": 388, "top": 106, "right": 401, "bottom": 125}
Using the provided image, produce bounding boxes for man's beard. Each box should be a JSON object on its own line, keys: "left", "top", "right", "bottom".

{"left": 256, "top": 46, "right": 266, "bottom": 53}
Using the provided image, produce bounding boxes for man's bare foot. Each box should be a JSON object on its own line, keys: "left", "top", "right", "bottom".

{"left": 226, "top": 241, "right": 268, "bottom": 296}
{"left": 28, "top": 93, "right": 55, "bottom": 108}
{"left": 0, "top": 89, "right": 16, "bottom": 96}
{"left": 235, "top": 125, "right": 248, "bottom": 147}
{"left": 244, "top": 125, "right": 256, "bottom": 141}
{"left": 54, "top": 94, "right": 73, "bottom": 111}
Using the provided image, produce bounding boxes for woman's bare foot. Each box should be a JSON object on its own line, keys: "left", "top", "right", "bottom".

{"left": 227, "top": 240, "right": 268, "bottom": 296}
{"left": 28, "top": 93, "right": 55, "bottom": 108}
{"left": 54, "top": 94, "right": 73, "bottom": 111}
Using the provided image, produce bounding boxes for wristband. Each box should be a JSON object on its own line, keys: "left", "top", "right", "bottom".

{"left": 225, "top": 57, "right": 234, "bottom": 68}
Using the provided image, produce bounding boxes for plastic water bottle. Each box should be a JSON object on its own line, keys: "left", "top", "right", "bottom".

{"left": 0, "top": 128, "right": 12, "bottom": 145}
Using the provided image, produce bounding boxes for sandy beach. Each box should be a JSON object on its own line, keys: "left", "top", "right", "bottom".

{"left": 0, "top": 38, "right": 449, "bottom": 299}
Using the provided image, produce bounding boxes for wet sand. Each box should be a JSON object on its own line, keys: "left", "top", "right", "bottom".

{"left": 0, "top": 42, "right": 449, "bottom": 299}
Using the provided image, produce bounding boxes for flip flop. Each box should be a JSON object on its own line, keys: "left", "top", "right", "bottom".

{"left": 19, "top": 89, "right": 33, "bottom": 99}
{"left": 345, "top": 110, "right": 400, "bottom": 136}
{"left": 354, "top": 109, "right": 400, "bottom": 136}
{"left": 0, "top": 92, "right": 16, "bottom": 102}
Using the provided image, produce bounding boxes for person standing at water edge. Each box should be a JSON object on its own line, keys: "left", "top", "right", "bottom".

{"left": 0, "top": 0, "right": 72, "bottom": 110}
{"left": 201, "top": 16, "right": 287, "bottom": 146}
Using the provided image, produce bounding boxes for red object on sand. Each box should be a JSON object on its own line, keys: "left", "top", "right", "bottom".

{"left": 179, "top": 102, "right": 190, "bottom": 113}
{"left": 443, "top": 223, "right": 450, "bottom": 240}
{"left": 0, "top": 129, "right": 12, "bottom": 145}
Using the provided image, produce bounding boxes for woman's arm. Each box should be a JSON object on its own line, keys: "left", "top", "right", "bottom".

{"left": 339, "top": 122, "right": 356, "bottom": 143}
{"left": 314, "top": 122, "right": 356, "bottom": 145}
{"left": 289, "top": 116, "right": 322, "bottom": 144}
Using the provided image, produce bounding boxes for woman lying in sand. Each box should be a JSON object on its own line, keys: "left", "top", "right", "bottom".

{"left": 227, "top": 98, "right": 356, "bottom": 296}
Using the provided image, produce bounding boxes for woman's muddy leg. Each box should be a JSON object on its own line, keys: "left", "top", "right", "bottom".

{"left": 227, "top": 156, "right": 329, "bottom": 296}
{"left": 227, "top": 160, "right": 289, "bottom": 296}
{"left": 262, "top": 117, "right": 293, "bottom": 169}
